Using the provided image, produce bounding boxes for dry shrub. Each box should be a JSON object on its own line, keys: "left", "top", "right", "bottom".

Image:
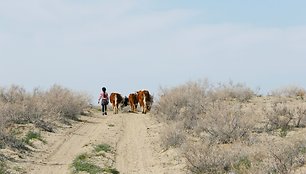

{"left": 0, "top": 103, "right": 10, "bottom": 130}
{"left": 295, "top": 103, "right": 306, "bottom": 127}
{"left": 45, "top": 85, "right": 91, "bottom": 121}
{"left": 160, "top": 123, "right": 186, "bottom": 149}
{"left": 184, "top": 144, "right": 229, "bottom": 174}
{"left": 0, "top": 85, "right": 26, "bottom": 103}
{"left": 200, "top": 102, "right": 255, "bottom": 144}
{"left": 270, "top": 86, "right": 306, "bottom": 99}
{"left": 153, "top": 80, "right": 306, "bottom": 174}
{"left": 209, "top": 81, "right": 255, "bottom": 102}
{"left": 265, "top": 102, "right": 295, "bottom": 134}
{"left": 184, "top": 139, "right": 306, "bottom": 174}
{"left": 154, "top": 80, "right": 255, "bottom": 143}
{"left": 0, "top": 132, "right": 29, "bottom": 152}
{"left": 0, "top": 84, "right": 91, "bottom": 150}
{"left": 184, "top": 142, "right": 249, "bottom": 174}
{"left": 265, "top": 141, "right": 306, "bottom": 174}
{"left": 153, "top": 80, "right": 210, "bottom": 125}
{"left": 0, "top": 86, "right": 46, "bottom": 124}
{"left": 264, "top": 101, "right": 306, "bottom": 136}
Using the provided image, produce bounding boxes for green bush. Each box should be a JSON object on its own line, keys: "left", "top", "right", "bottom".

{"left": 94, "top": 144, "right": 112, "bottom": 153}
{"left": 72, "top": 151, "right": 119, "bottom": 174}
{"left": 72, "top": 153, "right": 103, "bottom": 174}
{"left": 23, "top": 131, "right": 45, "bottom": 145}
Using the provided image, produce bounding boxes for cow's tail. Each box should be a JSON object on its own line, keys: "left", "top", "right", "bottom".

{"left": 143, "top": 93, "right": 147, "bottom": 113}
{"left": 115, "top": 94, "right": 118, "bottom": 113}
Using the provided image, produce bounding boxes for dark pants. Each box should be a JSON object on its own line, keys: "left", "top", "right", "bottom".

{"left": 101, "top": 100, "right": 108, "bottom": 115}
{"left": 102, "top": 104, "right": 107, "bottom": 112}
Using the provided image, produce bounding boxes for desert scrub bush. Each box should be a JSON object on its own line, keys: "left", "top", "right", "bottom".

{"left": 0, "top": 85, "right": 26, "bottom": 104}
{"left": 209, "top": 81, "right": 255, "bottom": 102}
{"left": 160, "top": 123, "right": 186, "bottom": 149}
{"left": 0, "top": 84, "right": 91, "bottom": 125}
{"left": 199, "top": 102, "right": 255, "bottom": 144}
{"left": 264, "top": 102, "right": 294, "bottom": 135}
{"left": 265, "top": 141, "right": 306, "bottom": 174}
{"left": 2, "top": 88, "right": 56, "bottom": 133}
{"left": 45, "top": 85, "right": 91, "bottom": 121}
{"left": 153, "top": 80, "right": 210, "bottom": 124}
{"left": 232, "top": 156, "right": 252, "bottom": 174}
{"left": 184, "top": 142, "right": 249, "bottom": 174}
{"left": 0, "top": 84, "right": 91, "bottom": 152}
{"left": 0, "top": 86, "right": 45, "bottom": 125}
{"left": 295, "top": 103, "right": 306, "bottom": 127}
{"left": 264, "top": 101, "right": 306, "bottom": 136}
{"left": 270, "top": 85, "right": 306, "bottom": 99}
{"left": 0, "top": 132, "right": 28, "bottom": 151}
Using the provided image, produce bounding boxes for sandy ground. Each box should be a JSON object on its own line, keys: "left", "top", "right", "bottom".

{"left": 20, "top": 111, "right": 185, "bottom": 174}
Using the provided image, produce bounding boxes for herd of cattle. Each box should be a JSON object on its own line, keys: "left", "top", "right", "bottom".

{"left": 109, "top": 90, "right": 153, "bottom": 114}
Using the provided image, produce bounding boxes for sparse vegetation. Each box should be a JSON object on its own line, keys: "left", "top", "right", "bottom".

{"left": 2, "top": 81, "right": 306, "bottom": 173}
{"left": 201, "top": 102, "right": 254, "bottom": 144}
{"left": 94, "top": 144, "right": 112, "bottom": 153}
{"left": 72, "top": 153, "right": 103, "bottom": 174}
{"left": 0, "top": 159, "right": 8, "bottom": 174}
{"left": 0, "top": 84, "right": 91, "bottom": 172}
{"left": 210, "top": 81, "right": 255, "bottom": 102}
{"left": 23, "top": 131, "right": 46, "bottom": 145}
{"left": 160, "top": 123, "right": 186, "bottom": 149}
{"left": 71, "top": 143, "right": 118, "bottom": 174}
{"left": 0, "top": 132, "right": 28, "bottom": 151}
{"left": 0, "top": 85, "right": 90, "bottom": 149}
{"left": 267, "top": 142, "right": 306, "bottom": 174}
{"left": 153, "top": 80, "right": 306, "bottom": 173}
{"left": 108, "top": 124, "right": 115, "bottom": 127}
{"left": 264, "top": 101, "right": 306, "bottom": 136}
{"left": 270, "top": 85, "right": 306, "bottom": 99}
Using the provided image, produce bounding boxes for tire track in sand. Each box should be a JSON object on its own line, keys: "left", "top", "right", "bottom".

{"left": 115, "top": 113, "right": 165, "bottom": 174}
{"left": 26, "top": 114, "right": 122, "bottom": 174}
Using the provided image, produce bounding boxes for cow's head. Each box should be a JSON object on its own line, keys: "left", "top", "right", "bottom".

{"left": 146, "top": 95, "right": 154, "bottom": 111}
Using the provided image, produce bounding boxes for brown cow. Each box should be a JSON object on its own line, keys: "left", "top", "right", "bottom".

{"left": 128, "top": 93, "right": 138, "bottom": 113}
{"left": 109, "top": 92, "right": 128, "bottom": 114}
{"left": 137, "top": 90, "right": 153, "bottom": 114}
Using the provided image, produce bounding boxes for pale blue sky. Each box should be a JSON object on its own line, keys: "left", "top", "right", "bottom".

{"left": 1, "top": 1, "right": 306, "bottom": 100}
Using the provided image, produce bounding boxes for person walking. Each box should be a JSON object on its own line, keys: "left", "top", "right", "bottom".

{"left": 98, "top": 87, "right": 109, "bottom": 115}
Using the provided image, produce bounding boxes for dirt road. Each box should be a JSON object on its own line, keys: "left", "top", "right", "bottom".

{"left": 22, "top": 112, "right": 185, "bottom": 174}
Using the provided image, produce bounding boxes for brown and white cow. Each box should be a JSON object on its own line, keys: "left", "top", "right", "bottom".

{"left": 109, "top": 92, "right": 128, "bottom": 114}
{"left": 128, "top": 93, "right": 138, "bottom": 113}
{"left": 137, "top": 90, "right": 153, "bottom": 114}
